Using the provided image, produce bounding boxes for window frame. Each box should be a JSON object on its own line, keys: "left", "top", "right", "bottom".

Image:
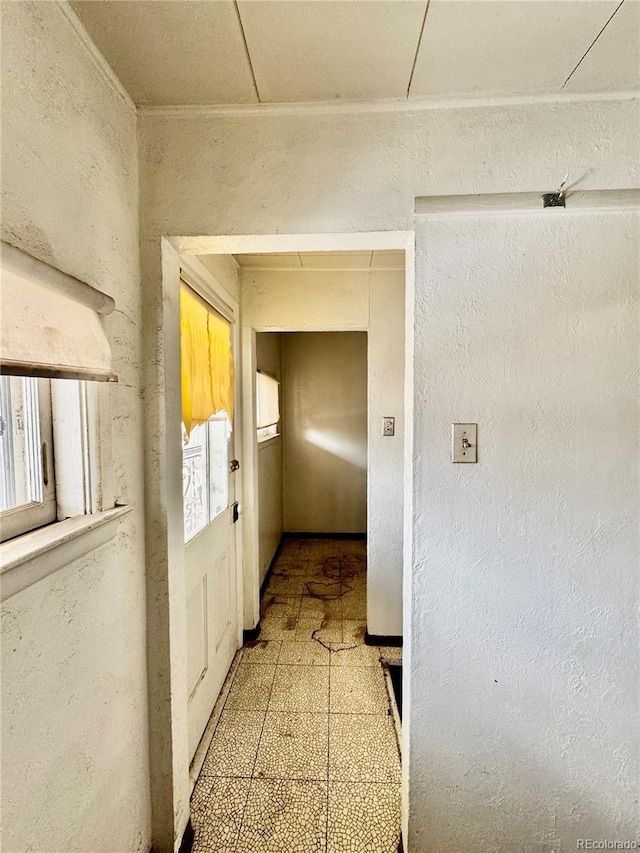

{"left": 256, "top": 370, "right": 281, "bottom": 444}
{"left": 0, "top": 376, "right": 56, "bottom": 542}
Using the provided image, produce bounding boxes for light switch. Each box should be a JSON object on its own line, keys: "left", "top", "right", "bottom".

{"left": 452, "top": 423, "right": 477, "bottom": 463}
{"left": 382, "top": 417, "right": 395, "bottom": 437}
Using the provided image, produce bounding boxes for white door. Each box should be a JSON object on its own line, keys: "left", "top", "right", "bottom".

{"left": 182, "top": 287, "right": 240, "bottom": 761}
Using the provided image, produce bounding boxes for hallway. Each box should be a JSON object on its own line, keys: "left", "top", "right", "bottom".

{"left": 191, "top": 537, "right": 402, "bottom": 853}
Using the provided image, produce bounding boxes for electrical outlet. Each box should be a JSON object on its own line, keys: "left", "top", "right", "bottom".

{"left": 382, "top": 417, "right": 395, "bottom": 437}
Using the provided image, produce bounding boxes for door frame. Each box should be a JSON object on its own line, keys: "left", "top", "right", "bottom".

{"left": 145, "top": 231, "right": 414, "bottom": 853}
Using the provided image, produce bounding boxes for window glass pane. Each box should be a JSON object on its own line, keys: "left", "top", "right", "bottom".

{"left": 182, "top": 421, "right": 209, "bottom": 542}
{"left": 208, "top": 416, "right": 230, "bottom": 522}
{"left": 0, "top": 376, "right": 43, "bottom": 512}
{"left": 256, "top": 372, "right": 280, "bottom": 428}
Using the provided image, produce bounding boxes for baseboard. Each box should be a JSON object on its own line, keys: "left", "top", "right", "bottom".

{"left": 365, "top": 630, "right": 403, "bottom": 647}
{"left": 260, "top": 537, "right": 286, "bottom": 598}
{"left": 243, "top": 622, "right": 261, "bottom": 644}
{"left": 282, "top": 531, "right": 366, "bottom": 540}
{"left": 177, "top": 819, "right": 194, "bottom": 853}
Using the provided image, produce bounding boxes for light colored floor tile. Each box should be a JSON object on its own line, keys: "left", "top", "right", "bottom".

{"left": 313, "top": 619, "right": 343, "bottom": 644}
{"left": 339, "top": 539, "right": 367, "bottom": 557}
{"left": 295, "top": 616, "right": 324, "bottom": 641}
{"left": 242, "top": 640, "right": 281, "bottom": 665}
{"left": 321, "top": 597, "right": 344, "bottom": 620}
{"left": 274, "top": 555, "right": 310, "bottom": 574}
{"left": 260, "top": 605, "right": 299, "bottom": 640}
{"left": 191, "top": 776, "right": 250, "bottom": 852}
{"left": 308, "top": 554, "right": 340, "bottom": 572}
{"left": 329, "top": 714, "right": 400, "bottom": 783}
{"left": 342, "top": 577, "right": 367, "bottom": 596}
{"left": 225, "top": 663, "right": 276, "bottom": 711}
{"left": 327, "top": 782, "right": 400, "bottom": 853}
{"left": 269, "top": 665, "right": 329, "bottom": 713}
{"left": 201, "top": 710, "right": 265, "bottom": 777}
{"left": 340, "top": 590, "right": 367, "bottom": 620}
{"left": 266, "top": 574, "right": 308, "bottom": 596}
{"left": 261, "top": 595, "right": 301, "bottom": 619}
{"left": 343, "top": 619, "right": 366, "bottom": 645}
{"left": 306, "top": 578, "right": 342, "bottom": 599}
{"left": 299, "top": 596, "right": 326, "bottom": 621}
{"left": 309, "top": 540, "right": 341, "bottom": 556}
{"left": 330, "top": 644, "right": 381, "bottom": 667}
{"left": 236, "top": 779, "right": 327, "bottom": 853}
{"left": 278, "top": 640, "right": 330, "bottom": 666}
{"left": 378, "top": 646, "right": 403, "bottom": 663}
{"left": 330, "top": 667, "right": 389, "bottom": 714}
{"left": 254, "top": 712, "right": 329, "bottom": 781}
{"left": 191, "top": 540, "right": 401, "bottom": 853}
{"left": 279, "top": 539, "right": 310, "bottom": 557}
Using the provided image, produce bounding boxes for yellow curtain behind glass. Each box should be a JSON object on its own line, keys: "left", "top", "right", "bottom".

{"left": 180, "top": 284, "right": 234, "bottom": 436}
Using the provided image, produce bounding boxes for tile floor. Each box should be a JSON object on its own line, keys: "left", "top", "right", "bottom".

{"left": 191, "top": 537, "right": 402, "bottom": 853}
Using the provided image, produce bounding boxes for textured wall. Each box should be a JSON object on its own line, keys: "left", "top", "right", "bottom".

{"left": 256, "top": 332, "right": 283, "bottom": 584}
{"left": 282, "top": 332, "right": 368, "bottom": 533}
{"left": 368, "top": 270, "right": 405, "bottom": 637}
{"left": 1, "top": 3, "right": 150, "bottom": 852}
{"left": 409, "top": 212, "right": 639, "bottom": 850}
{"left": 138, "top": 96, "right": 639, "bottom": 849}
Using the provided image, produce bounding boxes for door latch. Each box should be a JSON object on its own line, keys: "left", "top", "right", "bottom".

{"left": 232, "top": 502, "right": 240, "bottom": 523}
{"left": 229, "top": 459, "right": 240, "bottom": 473}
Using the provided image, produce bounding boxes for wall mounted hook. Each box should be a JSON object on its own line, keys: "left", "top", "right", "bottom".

{"left": 542, "top": 172, "right": 569, "bottom": 208}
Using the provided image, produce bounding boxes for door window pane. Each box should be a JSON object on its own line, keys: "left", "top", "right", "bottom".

{"left": 208, "top": 417, "right": 229, "bottom": 522}
{"left": 182, "top": 414, "right": 231, "bottom": 542}
{"left": 183, "top": 422, "right": 208, "bottom": 542}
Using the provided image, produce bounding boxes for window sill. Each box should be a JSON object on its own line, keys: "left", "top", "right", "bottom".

{"left": 0, "top": 505, "right": 133, "bottom": 602}
{"left": 257, "top": 433, "right": 281, "bottom": 447}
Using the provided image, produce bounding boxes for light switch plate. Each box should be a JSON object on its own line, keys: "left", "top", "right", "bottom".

{"left": 382, "top": 417, "right": 395, "bottom": 437}
{"left": 452, "top": 423, "right": 477, "bottom": 462}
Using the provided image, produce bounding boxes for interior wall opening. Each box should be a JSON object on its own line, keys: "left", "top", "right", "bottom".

{"left": 153, "top": 232, "right": 414, "bottom": 853}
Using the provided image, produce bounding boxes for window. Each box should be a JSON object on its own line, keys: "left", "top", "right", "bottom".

{"left": 0, "top": 241, "right": 118, "bottom": 545}
{"left": 256, "top": 371, "right": 280, "bottom": 442}
{"left": 179, "top": 279, "right": 235, "bottom": 543}
{"left": 0, "top": 376, "right": 56, "bottom": 540}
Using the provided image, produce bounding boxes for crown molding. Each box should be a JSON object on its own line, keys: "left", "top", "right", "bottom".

{"left": 138, "top": 90, "right": 637, "bottom": 119}
{"left": 54, "top": 1, "right": 136, "bottom": 115}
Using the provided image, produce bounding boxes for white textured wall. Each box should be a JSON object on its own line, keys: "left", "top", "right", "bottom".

{"left": 256, "top": 332, "right": 283, "bottom": 584}
{"left": 1, "top": 4, "right": 149, "bottom": 852}
{"left": 282, "top": 332, "right": 368, "bottom": 533}
{"left": 368, "top": 270, "right": 405, "bottom": 636}
{"left": 138, "top": 96, "right": 639, "bottom": 849}
{"left": 410, "top": 212, "right": 639, "bottom": 850}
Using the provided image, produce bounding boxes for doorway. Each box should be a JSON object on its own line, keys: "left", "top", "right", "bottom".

{"left": 147, "top": 231, "right": 414, "bottom": 853}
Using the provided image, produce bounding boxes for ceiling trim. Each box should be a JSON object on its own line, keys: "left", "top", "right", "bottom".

{"left": 138, "top": 90, "right": 638, "bottom": 119}
{"left": 55, "top": 1, "right": 136, "bottom": 114}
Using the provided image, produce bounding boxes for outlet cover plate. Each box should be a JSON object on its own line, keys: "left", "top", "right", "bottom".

{"left": 382, "top": 417, "right": 395, "bottom": 437}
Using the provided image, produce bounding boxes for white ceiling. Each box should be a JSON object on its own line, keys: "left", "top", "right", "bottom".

{"left": 71, "top": 0, "right": 639, "bottom": 107}
{"left": 224, "top": 250, "right": 405, "bottom": 270}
